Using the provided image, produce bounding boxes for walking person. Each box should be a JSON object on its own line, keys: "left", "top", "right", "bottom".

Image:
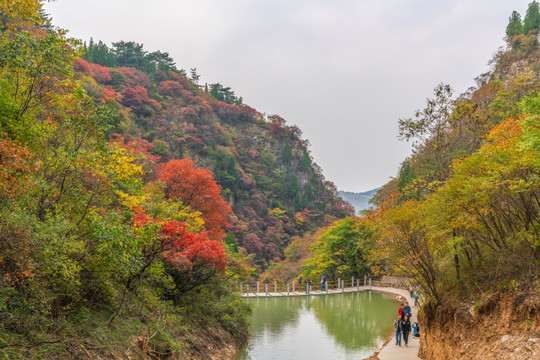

{"left": 402, "top": 314, "right": 412, "bottom": 347}
{"left": 320, "top": 275, "right": 326, "bottom": 291}
{"left": 398, "top": 303, "right": 404, "bottom": 317}
{"left": 393, "top": 315, "right": 403, "bottom": 346}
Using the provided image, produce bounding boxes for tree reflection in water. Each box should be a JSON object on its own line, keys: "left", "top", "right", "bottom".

{"left": 239, "top": 292, "right": 398, "bottom": 360}
{"left": 311, "top": 292, "right": 397, "bottom": 350}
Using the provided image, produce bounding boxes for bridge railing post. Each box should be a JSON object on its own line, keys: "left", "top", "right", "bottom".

{"left": 287, "top": 283, "right": 290, "bottom": 296}
{"left": 246, "top": 284, "right": 249, "bottom": 296}
{"left": 352, "top": 276, "right": 354, "bottom": 289}
{"left": 274, "top": 281, "right": 277, "bottom": 293}
{"left": 292, "top": 281, "right": 295, "bottom": 293}
{"left": 364, "top": 275, "right": 367, "bottom": 286}
{"left": 338, "top": 278, "right": 340, "bottom": 291}
{"left": 240, "top": 282, "right": 242, "bottom": 294}
{"left": 357, "top": 278, "right": 360, "bottom": 291}
{"left": 341, "top": 280, "right": 344, "bottom": 293}
{"left": 265, "top": 283, "right": 268, "bottom": 296}
{"left": 369, "top": 277, "right": 372, "bottom": 290}
{"left": 257, "top": 281, "right": 260, "bottom": 293}
{"left": 326, "top": 281, "right": 328, "bottom": 294}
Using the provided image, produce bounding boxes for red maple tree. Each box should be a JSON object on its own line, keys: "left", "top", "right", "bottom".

{"left": 158, "top": 158, "right": 232, "bottom": 239}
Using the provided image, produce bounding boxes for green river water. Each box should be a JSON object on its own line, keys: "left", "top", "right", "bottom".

{"left": 237, "top": 291, "right": 400, "bottom": 360}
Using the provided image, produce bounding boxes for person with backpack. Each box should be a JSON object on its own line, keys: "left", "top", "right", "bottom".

{"left": 320, "top": 275, "right": 327, "bottom": 291}
{"left": 393, "top": 315, "right": 403, "bottom": 346}
{"left": 298, "top": 276, "right": 302, "bottom": 287}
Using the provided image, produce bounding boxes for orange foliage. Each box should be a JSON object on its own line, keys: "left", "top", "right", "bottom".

{"left": 158, "top": 158, "right": 232, "bottom": 239}
{"left": 134, "top": 213, "right": 227, "bottom": 273}
{"left": 0, "top": 138, "right": 39, "bottom": 198}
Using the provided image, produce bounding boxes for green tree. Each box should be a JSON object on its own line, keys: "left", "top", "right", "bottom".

{"left": 397, "top": 159, "right": 416, "bottom": 195}
{"left": 112, "top": 41, "right": 150, "bottom": 70}
{"left": 281, "top": 140, "right": 292, "bottom": 163}
{"left": 506, "top": 11, "right": 523, "bottom": 37}
{"left": 300, "top": 151, "right": 311, "bottom": 170}
{"left": 303, "top": 217, "right": 373, "bottom": 282}
{"left": 523, "top": 1, "right": 540, "bottom": 34}
{"left": 224, "top": 231, "right": 239, "bottom": 253}
{"left": 398, "top": 83, "right": 455, "bottom": 179}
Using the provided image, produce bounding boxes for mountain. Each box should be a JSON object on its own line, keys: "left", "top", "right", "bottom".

{"left": 76, "top": 40, "right": 353, "bottom": 269}
{"left": 338, "top": 188, "right": 380, "bottom": 213}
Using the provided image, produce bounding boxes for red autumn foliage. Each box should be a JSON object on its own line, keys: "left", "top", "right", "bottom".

{"left": 157, "top": 80, "right": 184, "bottom": 97}
{"left": 0, "top": 138, "right": 39, "bottom": 198}
{"left": 74, "top": 58, "right": 111, "bottom": 83}
{"left": 214, "top": 102, "right": 258, "bottom": 123}
{"left": 74, "top": 57, "right": 92, "bottom": 74}
{"left": 133, "top": 213, "right": 226, "bottom": 273}
{"left": 90, "top": 63, "right": 111, "bottom": 84}
{"left": 180, "top": 105, "right": 198, "bottom": 121}
{"left": 158, "top": 158, "right": 232, "bottom": 239}
{"left": 167, "top": 70, "right": 192, "bottom": 89}
{"left": 117, "top": 67, "right": 151, "bottom": 88}
{"left": 103, "top": 86, "right": 121, "bottom": 102}
{"left": 121, "top": 85, "right": 150, "bottom": 108}
{"left": 269, "top": 122, "right": 286, "bottom": 137}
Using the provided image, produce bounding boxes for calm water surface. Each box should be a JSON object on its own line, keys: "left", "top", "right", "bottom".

{"left": 237, "top": 291, "right": 399, "bottom": 360}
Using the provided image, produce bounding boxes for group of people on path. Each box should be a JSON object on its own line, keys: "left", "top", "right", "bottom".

{"left": 297, "top": 275, "right": 327, "bottom": 294}
{"left": 393, "top": 302, "right": 420, "bottom": 347}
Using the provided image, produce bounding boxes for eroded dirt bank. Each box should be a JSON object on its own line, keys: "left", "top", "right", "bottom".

{"left": 418, "top": 289, "right": 540, "bottom": 360}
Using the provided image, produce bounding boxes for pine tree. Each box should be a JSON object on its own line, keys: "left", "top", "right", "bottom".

{"left": 506, "top": 11, "right": 523, "bottom": 37}
{"left": 523, "top": 1, "right": 540, "bottom": 34}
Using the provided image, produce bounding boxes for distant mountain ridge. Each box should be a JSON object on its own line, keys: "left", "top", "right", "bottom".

{"left": 338, "top": 188, "right": 380, "bottom": 213}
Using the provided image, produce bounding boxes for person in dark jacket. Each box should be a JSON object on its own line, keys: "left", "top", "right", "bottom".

{"left": 320, "top": 275, "right": 327, "bottom": 291}
{"left": 401, "top": 314, "right": 412, "bottom": 347}
{"left": 402, "top": 302, "right": 411, "bottom": 318}
{"left": 393, "top": 315, "right": 403, "bottom": 346}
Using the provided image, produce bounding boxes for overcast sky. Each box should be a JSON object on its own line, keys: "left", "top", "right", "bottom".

{"left": 44, "top": 0, "right": 531, "bottom": 192}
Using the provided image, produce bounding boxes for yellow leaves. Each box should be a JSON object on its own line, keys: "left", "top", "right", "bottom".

{"left": 107, "top": 146, "right": 143, "bottom": 181}
{"left": 0, "top": 0, "right": 44, "bottom": 29}
{"left": 114, "top": 190, "right": 147, "bottom": 211}
{"left": 269, "top": 207, "right": 286, "bottom": 219}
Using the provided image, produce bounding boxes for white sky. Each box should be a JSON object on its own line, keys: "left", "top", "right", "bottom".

{"left": 44, "top": 0, "right": 531, "bottom": 192}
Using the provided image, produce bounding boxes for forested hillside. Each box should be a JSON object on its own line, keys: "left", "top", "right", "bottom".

{"left": 0, "top": 1, "right": 350, "bottom": 358}
{"left": 76, "top": 39, "right": 351, "bottom": 268}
